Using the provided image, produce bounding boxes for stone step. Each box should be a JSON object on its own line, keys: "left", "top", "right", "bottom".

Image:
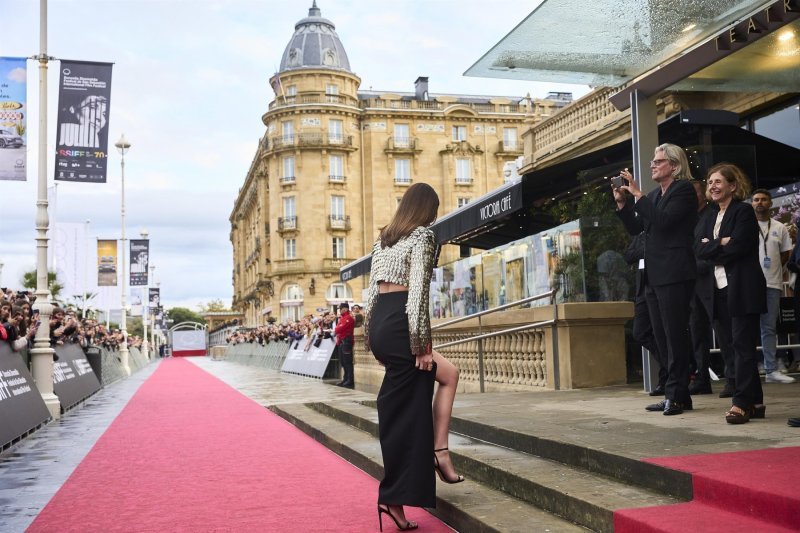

{"left": 294, "top": 401, "right": 686, "bottom": 532}
{"left": 270, "top": 402, "right": 587, "bottom": 533}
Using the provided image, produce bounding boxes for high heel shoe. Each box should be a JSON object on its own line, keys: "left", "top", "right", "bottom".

{"left": 433, "top": 447, "right": 465, "bottom": 484}
{"left": 378, "top": 505, "right": 418, "bottom": 532}
{"left": 750, "top": 404, "right": 766, "bottom": 419}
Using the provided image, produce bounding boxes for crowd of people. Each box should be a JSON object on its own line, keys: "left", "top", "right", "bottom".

{"left": 615, "top": 143, "right": 799, "bottom": 426}
{"left": 1, "top": 287, "right": 145, "bottom": 357}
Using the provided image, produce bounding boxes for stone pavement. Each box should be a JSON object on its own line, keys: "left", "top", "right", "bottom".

{"left": 2, "top": 357, "right": 799, "bottom": 532}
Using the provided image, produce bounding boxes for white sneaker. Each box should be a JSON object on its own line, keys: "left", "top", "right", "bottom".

{"left": 766, "top": 371, "right": 796, "bottom": 384}
{"left": 776, "top": 359, "right": 788, "bottom": 373}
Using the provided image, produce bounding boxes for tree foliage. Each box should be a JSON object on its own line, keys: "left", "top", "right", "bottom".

{"left": 197, "top": 298, "right": 229, "bottom": 313}
{"left": 21, "top": 269, "right": 63, "bottom": 300}
{"left": 167, "top": 307, "right": 206, "bottom": 326}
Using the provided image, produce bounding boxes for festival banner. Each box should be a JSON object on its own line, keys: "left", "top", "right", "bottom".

{"left": 54, "top": 60, "right": 113, "bottom": 183}
{"left": 130, "top": 239, "right": 149, "bottom": 286}
{"left": 148, "top": 288, "right": 160, "bottom": 307}
{"left": 97, "top": 239, "right": 118, "bottom": 286}
{"left": 0, "top": 57, "right": 27, "bottom": 181}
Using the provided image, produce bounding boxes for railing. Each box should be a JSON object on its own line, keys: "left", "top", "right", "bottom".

{"left": 270, "top": 133, "right": 354, "bottom": 150}
{"left": 385, "top": 137, "right": 418, "bottom": 151}
{"left": 328, "top": 174, "right": 346, "bottom": 183}
{"left": 359, "top": 98, "right": 528, "bottom": 114}
{"left": 209, "top": 325, "right": 239, "bottom": 347}
{"left": 394, "top": 177, "right": 412, "bottom": 185}
{"left": 499, "top": 140, "right": 521, "bottom": 153}
{"left": 328, "top": 215, "right": 351, "bottom": 231}
{"left": 280, "top": 176, "right": 296, "bottom": 184}
{"left": 268, "top": 93, "right": 355, "bottom": 110}
{"left": 455, "top": 177, "right": 473, "bottom": 185}
{"left": 273, "top": 258, "right": 305, "bottom": 274}
{"left": 277, "top": 216, "right": 298, "bottom": 231}
{"left": 323, "top": 257, "right": 351, "bottom": 270}
{"left": 431, "top": 290, "right": 558, "bottom": 392}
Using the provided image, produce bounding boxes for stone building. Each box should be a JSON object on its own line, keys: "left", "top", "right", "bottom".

{"left": 230, "top": 2, "right": 570, "bottom": 326}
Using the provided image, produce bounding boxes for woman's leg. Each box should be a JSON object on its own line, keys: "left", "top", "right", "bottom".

{"left": 432, "top": 349, "right": 460, "bottom": 479}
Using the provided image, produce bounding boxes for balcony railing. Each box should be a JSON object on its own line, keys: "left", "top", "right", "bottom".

{"left": 277, "top": 216, "right": 298, "bottom": 232}
{"left": 273, "top": 259, "right": 305, "bottom": 274}
{"left": 328, "top": 215, "right": 351, "bottom": 231}
{"left": 385, "top": 137, "right": 420, "bottom": 153}
{"left": 499, "top": 140, "right": 521, "bottom": 153}
{"left": 280, "top": 175, "right": 296, "bottom": 184}
{"left": 269, "top": 133, "right": 354, "bottom": 150}
{"left": 394, "top": 177, "right": 412, "bottom": 185}
{"left": 323, "top": 257, "right": 351, "bottom": 271}
{"left": 328, "top": 174, "right": 346, "bottom": 183}
{"left": 268, "top": 93, "right": 355, "bottom": 110}
{"left": 455, "top": 177, "right": 473, "bottom": 185}
{"left": 360, "top": 98, "right": 528, "bottom": 114}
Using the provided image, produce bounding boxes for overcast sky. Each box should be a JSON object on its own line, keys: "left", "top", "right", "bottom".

{"left": 1, "top": 0, "right": 588, "bottom": 311}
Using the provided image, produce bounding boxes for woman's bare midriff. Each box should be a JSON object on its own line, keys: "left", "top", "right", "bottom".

{"left": 379, "top": 281, "right": 408, "bottom": 294}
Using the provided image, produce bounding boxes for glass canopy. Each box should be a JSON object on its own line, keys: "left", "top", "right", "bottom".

{"left": 465, "top": 0, "right": 776, "bottom": 87}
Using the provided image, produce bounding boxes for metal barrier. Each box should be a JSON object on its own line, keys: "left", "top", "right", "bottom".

{"left": 431, "top": 290, "right": 558, "bottom": 392}
{"left": 209, "top": 326, "right": 239, "bottom": 347}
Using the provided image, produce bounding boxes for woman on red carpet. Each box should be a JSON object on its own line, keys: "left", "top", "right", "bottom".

{"left": 696, "top": 163, "right": 766, "bottom": 424}
{"left": 364, "top": 183, "right": 463, "bottom": 531}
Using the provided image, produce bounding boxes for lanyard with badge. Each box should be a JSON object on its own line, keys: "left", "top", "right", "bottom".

{"left": 759, "top": 219, "right": 771, "bottom": 269}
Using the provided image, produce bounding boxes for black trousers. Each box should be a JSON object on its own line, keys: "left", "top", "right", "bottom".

{"left": 689, "top": 293, "right": 712, "bottom": 386}
{"left": 645, "top": 279, "right": 694, "bottom": 404}
{"left": 633, "top": 292, "right": 666, "bottom": 387}
{"left": 340, "top": 340, "right": 354, "bottom": 385}
{"left": 713, "top": 287, "right": 763, "bottom": 409}
{"left": 369, "top": 292, "right": 436, "bottom": 508}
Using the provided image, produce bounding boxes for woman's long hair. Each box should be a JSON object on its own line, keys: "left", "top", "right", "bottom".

{"left": 380, "top": 182, "right": 439, "bottom": 248}
{"left": 706, "top": 162, "right": 751, "bottom": 201}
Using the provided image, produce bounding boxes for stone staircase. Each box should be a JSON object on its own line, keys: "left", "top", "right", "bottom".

{"left": 270, "top": 399, "right": 693, "bottom": 532}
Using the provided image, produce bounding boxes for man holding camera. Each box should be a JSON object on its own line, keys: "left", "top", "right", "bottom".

{"left": 613, "top": 143, "right": 698, "bottom": 415}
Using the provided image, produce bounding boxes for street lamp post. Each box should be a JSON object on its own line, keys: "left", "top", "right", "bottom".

{"left": 115, "top": 134, "right": 131, "bottom": 375}
{"left": 149, "top": 264, "right": 156, "bottom": 355}
{"left": 30, "top": 0, "right": 60, "bottom": 419}
{"left": 83, "top": 219, "right": 90, "bottom": 319}
{"left": 140, "top": 228, "right": 149, "bottom": 361}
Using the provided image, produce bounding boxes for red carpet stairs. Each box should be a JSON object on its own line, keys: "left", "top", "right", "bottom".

{"left": 272, "top": 400, "right": 800, "bottom": 532}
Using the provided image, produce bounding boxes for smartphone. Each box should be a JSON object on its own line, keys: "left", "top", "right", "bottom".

{"left": 610, "top": 175, "right": 624, "bottom": 188}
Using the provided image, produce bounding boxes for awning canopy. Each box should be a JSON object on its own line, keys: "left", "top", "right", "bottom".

{"left": 340, "top": 109, "right": 800, "bottom": 281}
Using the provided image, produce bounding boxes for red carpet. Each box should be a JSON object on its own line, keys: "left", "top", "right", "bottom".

{"left": 614, "top": 447, "right": 800, "bottom": 532}
{"left": 28, "top": 359, "right": 452, "bottom": 532}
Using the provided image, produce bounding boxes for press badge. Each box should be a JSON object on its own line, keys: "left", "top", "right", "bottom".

{"left": 763, "top": 256, "right": 772, "bottom": 269}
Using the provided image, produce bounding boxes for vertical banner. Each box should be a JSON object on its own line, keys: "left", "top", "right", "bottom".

{"left": 55, "top": 60, "right": 113, "bottom": 183}
{"left": 97, "top": 239, "right": 118, "bottom": 286}
{"left": 148, "top": 288, "right": 160, "bottom": 307}
{"left": 0, "top": 57, "right": 27, "bottom": 181}
{"left": 130, "top": 239, "right": 149, "bottom": 286}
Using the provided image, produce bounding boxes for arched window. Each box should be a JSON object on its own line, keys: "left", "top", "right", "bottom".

{"left": 280, "top": 283, "right": 304, "bottom": 322}
{"left": 326, "top": 283, "right": 352, "bottom": 311}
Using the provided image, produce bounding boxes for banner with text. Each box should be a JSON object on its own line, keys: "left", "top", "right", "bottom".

{"left": 0, "top": 57, "right": 27, "bottom": 181}
{"left": 130, "top": 239, "right": 149, "bottom": 286}
{"left": 54, "top": 60, "right": 113, "bottom": 183}
{"left": 97, "top": 239, "right": 118, "bottom": 286}
{"left": 149, "top": 288, "right": 160, "bottom": 307}
{"left": 0, "top": 342, "right": 51, "bottom": 448}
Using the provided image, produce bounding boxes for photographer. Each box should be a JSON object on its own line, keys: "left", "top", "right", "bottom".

{"left": 613, "top": 143, "right": 698, "bottom": 416}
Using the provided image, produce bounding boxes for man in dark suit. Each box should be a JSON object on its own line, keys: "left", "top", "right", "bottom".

{"left": 614, "top": 143, "right": 698, "bottom": 415}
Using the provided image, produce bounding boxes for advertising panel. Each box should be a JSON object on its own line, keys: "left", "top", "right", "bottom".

{"left": 0, "top": 57, "right": 27, "bottom": 181}
{"left": 97, "top": 239, "right": 118, "bottom": 286}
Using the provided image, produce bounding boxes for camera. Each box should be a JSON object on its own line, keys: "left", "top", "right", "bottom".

{"left": 610, "top": 175, "right": 625, "bottom": 188}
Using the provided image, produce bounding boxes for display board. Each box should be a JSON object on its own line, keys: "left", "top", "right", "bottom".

{"left": 53, "top": 343, "right": 102, "bottom": 411}
{"left": 281, "top": 336, "right": 337, "bottom": 378}
{"left": 172, "top": 330, "right": 207, "bottom": 357}
{"left": 0, "top": 342, "right": 51, "bottom": 448}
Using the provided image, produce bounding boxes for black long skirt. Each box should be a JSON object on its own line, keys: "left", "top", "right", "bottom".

{"left": 369, "top": 291, "right": 436, "bottom": 508}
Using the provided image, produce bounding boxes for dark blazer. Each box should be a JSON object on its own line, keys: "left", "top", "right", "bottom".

{"left": 695, "top": 201, "right": 766, "bottom": 316}
{"left": 694, "top": 206, "right": 717, "bottom": 318}
{"left": 617, "top": 179, "right": 698, "bottom": 287}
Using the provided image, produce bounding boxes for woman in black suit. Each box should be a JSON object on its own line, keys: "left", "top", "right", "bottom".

{"left": 696, "top": 163, "right": 766, "bottom": 424}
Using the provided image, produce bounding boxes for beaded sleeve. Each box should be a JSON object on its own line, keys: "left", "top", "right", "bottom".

{"left": 363, "top": 239, "right": 382, "bottom": 352}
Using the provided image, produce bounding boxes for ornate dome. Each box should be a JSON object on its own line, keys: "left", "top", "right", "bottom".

{"left": 279, "top": 2, "right": 352, "bottom": 73}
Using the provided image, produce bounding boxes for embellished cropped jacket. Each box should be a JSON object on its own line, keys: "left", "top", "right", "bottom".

{"left": 364, "top": 226, "right": 439, "bottom": 356}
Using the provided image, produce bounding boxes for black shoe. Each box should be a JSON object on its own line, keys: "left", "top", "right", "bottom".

{"left": 338, "top": 381, "right": 354, "bottom": 388}
{"left": 719, "top": 381, "right": 735, "bottom": 398}
{"left": 647, "top": 399, "right": 692, "bottom": 413}
{"left": 646, "top": 400, "right": 667, "bottom": 411}
{"left": 648, "top": 385, "right": 665, "bottom": 397}
{"left": 689, "top": 381, "right": 712, "bottom": 395}
{"left": 788, "top": 417, "right": 800, "bottom": 428}
{"left": 334, "top": 381, "right": 345, "bottom": 386}
{"left": 663, "top": 399, "right": 687, "bottom": 416}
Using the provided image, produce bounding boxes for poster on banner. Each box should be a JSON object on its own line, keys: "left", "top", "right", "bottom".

{"left": 97, "top": 239, "right": 117, "bottom": 286}
{"left": 148, "top": 288, "right": 160, "bottom": 307}
{"left": 0, "top": 57, "right": 27, "bottom": 181}
{"left": 129, "top": 239, "right": 149, "bottom": 286}
{"left": 54, "top": 61, "right": 113, "bottom": 183}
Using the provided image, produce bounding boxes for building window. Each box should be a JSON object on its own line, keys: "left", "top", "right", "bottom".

{"left": 329, "top": 154, "right": 344, "bottom": 182}
{"left": 325, "top": 84, "right": 338, "bottom": 95}
{"left": 332, "top": 237, "right": 345, "bottom": 259}
{"left": 394, "top": 124, "right": 409, "bottom": 147}
{"left": 331, "top": 195, "right": 345, "bottom": 219}
{"left": 284, "top": 238, "right": 296, "bottom": 259}
{"left": 752, "top": 100, "right": 800, "bottom": 150}
{"left": 329, "top": 119, "right": 343, "bottom": 144}
{"left": 282, "top": 156, "right": 295, "bottom": 182}
{"left": 282, "top": 120, "right": 294, "bottom": 142}
{"left": 457, "top": 197, "right": 470, "bottom": 208}
{"left": 503, "top": 127, "right": 517, "bottom": 150}
{"left": 456, "top": 158, "right": 471, "bottom": 183}
{"left": 326, "top": 282, "right": 352, "bottom": 301}
{"left": 280, "top": 283, "right": 303, "bottom": 322}
{"left": 395, "top": 159, "right": 411, "bottom": 184}
{"left": 286, "top": 85, "right": 297, "bottom": 97}
{"left": 283, "top": 196, "right": 295, "bottom": 218}
{"left": 452, "top": 125, "right": 466, "bottom": 141}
